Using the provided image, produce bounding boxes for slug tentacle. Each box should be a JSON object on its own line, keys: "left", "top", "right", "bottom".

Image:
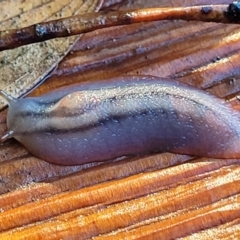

{"left": 0, "top": 90, "right": 16, "bottom": 142}
{"left": 0, "top": 90, "right": 17, "bottom": 104}
{"left": 1, "top": 130, "right": 14, "bottom": 142}
{"left": 2, "top": 76, "right": 240, "bottom": 165}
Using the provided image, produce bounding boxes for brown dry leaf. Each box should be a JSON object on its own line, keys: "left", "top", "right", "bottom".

{"left": 0, "top": 0, "right": 103, "bottom": 109}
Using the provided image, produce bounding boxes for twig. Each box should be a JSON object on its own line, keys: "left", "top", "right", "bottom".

{"left": 1, "top": 2, "right": 240, "bottom": 51}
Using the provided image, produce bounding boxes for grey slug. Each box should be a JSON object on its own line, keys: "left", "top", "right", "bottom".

{"left": 1, "top": 75, "right": 240, "bottom": 165}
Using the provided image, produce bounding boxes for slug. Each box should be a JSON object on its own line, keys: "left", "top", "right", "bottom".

{"left": 1, "top": 75, "right": 240, "bottom": 165}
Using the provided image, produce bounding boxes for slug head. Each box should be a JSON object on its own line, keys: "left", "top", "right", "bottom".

{"left": 0, "top": 90, "right": 42, "bottom": 142}
{"left": 0, "top": 90, "right": 17, "bottom": 142}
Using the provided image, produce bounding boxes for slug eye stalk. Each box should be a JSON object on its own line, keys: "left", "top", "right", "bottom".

{"left": 0, "top": 90, "right": 17, "bottom": 105}
{"left": 0, "top": 90, "right": 16, "bottom": 142}
{"left": 1, "top": 2, "right": 240, "bottom": 51}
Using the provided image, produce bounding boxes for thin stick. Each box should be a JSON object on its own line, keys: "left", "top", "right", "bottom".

{"left": 1, "top": 2, "right": 240, "bottom": 51}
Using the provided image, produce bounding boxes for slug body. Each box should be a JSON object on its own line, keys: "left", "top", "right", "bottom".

{"left": 2, "top": 75, "right": 240, "bottom": 165}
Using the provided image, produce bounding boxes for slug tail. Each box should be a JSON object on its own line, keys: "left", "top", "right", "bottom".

{"left": 0, "top": 90, "right": 17, "bottom": 105}
{"left": 1, "top": 130, "right": 14, "bottom": 142}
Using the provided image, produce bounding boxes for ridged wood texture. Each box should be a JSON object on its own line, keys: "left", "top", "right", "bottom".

{"left": 0, "top": 0, "right": 240, "bottom": 239}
